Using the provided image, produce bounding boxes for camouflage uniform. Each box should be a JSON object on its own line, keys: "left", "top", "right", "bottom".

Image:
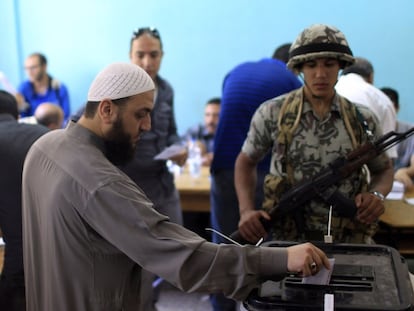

{"left": 241, "top": 87, "right": 389, "bottom": 243}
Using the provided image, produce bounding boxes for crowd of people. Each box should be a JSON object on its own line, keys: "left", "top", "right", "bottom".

{"left": 0, "top": 23, "right": 413, "bottom": 311}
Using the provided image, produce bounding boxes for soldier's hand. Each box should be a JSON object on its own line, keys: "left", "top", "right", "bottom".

{"left": 355, "top": 192, "right": 385, "bottom": 224}
{"left": 238, "top": 210, "right": 270, "bottom": 244}
{"left": 286, "top": 242, "right": 330, "bottom": 277}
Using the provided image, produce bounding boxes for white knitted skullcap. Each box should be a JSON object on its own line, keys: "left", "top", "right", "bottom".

{"left": 87, "top": 62, "right": 154, "bottom": 101}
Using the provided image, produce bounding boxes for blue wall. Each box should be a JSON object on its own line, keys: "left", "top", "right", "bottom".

{"left": 1, "top": 0, "right": 413, "bottom": 133}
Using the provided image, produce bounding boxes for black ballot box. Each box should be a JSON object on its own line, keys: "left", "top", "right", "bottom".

{"left": 244, "top": 242, "right": 414, "bottom": 311}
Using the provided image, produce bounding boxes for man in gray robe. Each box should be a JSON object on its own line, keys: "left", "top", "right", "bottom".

{"left": 22, "top": 62, "right": 329, "bottom": 311}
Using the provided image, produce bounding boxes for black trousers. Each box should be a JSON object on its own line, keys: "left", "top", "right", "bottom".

{"left": 0, "top": 274, "right": 26, "bottom": 311}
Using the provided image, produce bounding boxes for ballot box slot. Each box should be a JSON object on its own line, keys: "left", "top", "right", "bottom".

{"left": 243, "top": 242, "right": 414, "bottom": 311}
{"left": 284, "top": 277, "right": 373, "bottom": 292}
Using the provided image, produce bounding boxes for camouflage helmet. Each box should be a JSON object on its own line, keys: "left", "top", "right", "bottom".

{"left": 287, "top": 24, "right": 354, "bottom": 71}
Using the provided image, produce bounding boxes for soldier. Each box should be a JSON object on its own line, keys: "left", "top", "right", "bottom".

{"left": 235, "top": 24, "right": 394, "bottom": 244}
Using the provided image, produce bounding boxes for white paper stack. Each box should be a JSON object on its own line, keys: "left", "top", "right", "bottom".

{"left": 386, "top": 181, "right": 405, "bottom": 200}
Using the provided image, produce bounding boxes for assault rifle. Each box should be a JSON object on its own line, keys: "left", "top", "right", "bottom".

{"left": 230, "top": 128, "right": 414, "bottom": 245}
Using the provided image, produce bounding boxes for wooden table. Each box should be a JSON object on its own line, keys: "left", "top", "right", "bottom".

{"left": 174, "top": 166, "right": 211, "bottom": 212}
{"left": 381, "top": 188, "right": 414, "bottom": 228}
{"left": 379, "top": 188, "right": 414, "bottom": 255}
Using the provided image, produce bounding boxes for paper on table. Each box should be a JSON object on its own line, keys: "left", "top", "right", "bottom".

{"left": 302, "top": 258, "right": 335, "bottom": 285}
{"left": 386, "top": 181, "right": 405, "bottom": 200}
{"left": 387, "top": 191, "right": 405, "bottom": 200}
{"left": 154, "top": 144, "right": 186, "bottom": 160}
{"left": 404, "top": 197, "right": 414, "bottom": 205}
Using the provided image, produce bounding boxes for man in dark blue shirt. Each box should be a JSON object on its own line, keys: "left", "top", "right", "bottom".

{"left": 17, "top": 53, "right": 71, "bottom": 123}
{"left": 209, "top": 44, "right": 302, "bottom": 311}
{"left": 183, "top": 97, "right": 221, "bottom": 166}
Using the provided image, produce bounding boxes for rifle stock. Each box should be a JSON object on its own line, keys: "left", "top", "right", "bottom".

{"left": 230, "top": 128, "right": 414, "bottom": 245}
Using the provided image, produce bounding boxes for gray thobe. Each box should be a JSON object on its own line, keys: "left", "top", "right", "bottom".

{"left": 22, "top": 122, "right": 287, "bottom": 311}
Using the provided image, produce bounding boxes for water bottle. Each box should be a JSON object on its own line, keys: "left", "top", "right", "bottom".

{"left": 166, "top": 159, "right": 182, "bottom": 177}
{"left": 188, "top": 140, "right": 202, "bottom": 178}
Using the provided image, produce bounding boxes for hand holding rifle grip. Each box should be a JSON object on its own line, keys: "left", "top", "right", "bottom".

{"left": 230, "top": 128, "right": 414, "bottom": 245}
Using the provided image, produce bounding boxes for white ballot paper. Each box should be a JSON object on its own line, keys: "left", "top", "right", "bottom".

{"left": 258, "top": 257, "right": 336, "bottom": 298}
{"left": 154, "top": 144, "right": 186, "bottom": 160}
{"left": 302, "top": 258, "right": 335, "bottom": 285}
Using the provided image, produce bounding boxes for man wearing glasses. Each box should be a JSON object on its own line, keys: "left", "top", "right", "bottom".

{"left": 122, "top": 27, "right": 187, "bottom": 310}
{"left": 16, "top": 53, "right": 71, "bottom": 124}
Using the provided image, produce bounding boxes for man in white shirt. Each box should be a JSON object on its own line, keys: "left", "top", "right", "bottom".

{"left": 335, "top": 57, "right": 397, "bottom": 158}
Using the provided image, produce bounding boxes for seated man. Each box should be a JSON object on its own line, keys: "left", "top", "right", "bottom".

{"left": 16, "top": 53, "right": 70, "bottom": 123}
{"left": 381, "top": 87, "right": 414, "bottom": 187}
{"left": 181, "top": 98, "right": 220, "bottom": 240}
{"left": 183, "top": 97, "right": 221, "bottom": 166}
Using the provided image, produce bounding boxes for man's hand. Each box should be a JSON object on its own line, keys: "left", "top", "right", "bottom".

{"left": 355, "top": 192, "right": 385, "bottom": 224}
{"left": 15, "top": 93, "right": 29, "bottom": 112}
{"left": 238, "top": 210, "right": 270, "bottom": 243}
{"left": 169, "top": 149, "right": 188, "bottom": 167}
{"left": 286, "top": 242, "right": 330, "bottom": 276}
{"left": 201, "top": 152, "right": 213, "bottom": 166}
{"left": 395, "top": 168, "right": 414, "bottom": 188}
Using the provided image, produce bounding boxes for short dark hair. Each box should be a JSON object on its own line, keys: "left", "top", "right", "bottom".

{"left": 84, "top": 97, "right": 131, "bottom": 119}
{"left": 0, "top": 90, "right": 19, "bottom": 119}
{"left": 272, "top": 43, "right": 292, "bottom": 63}
{"left": 381, "top": 87, "right": 399, "bottom": 111}
{"left": 341, "top": 57, "right": 373, "bottom": 79}
{"left": 130, "top": 27, "right": 163, "bottom": 52}
{"left": 206, "top": 97, "right": 221, "bottom": 106}
{"left": 29, "top": 52, "right": 47, "bottom": 66}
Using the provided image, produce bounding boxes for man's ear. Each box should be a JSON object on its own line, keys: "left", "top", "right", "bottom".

{"left": 98, "top": 99, "right": 115, "bottom": 124}
{"left": 367, "top": 73, "right": 374, "bottom": 85}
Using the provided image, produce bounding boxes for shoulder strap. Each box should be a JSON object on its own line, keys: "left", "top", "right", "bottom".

{"left": 276, "top": 88, "right": 304, "bottom": 184}
{"left": 277, "top": 88, "right": 304, "bottom": 146}
{"left": 338, "top": 96, "right": 371, "bottom": 148}
{"left": 276, "top": 89, "right": 369, "bottom": 183}
{"left": 49, "top": 75, "right": 62, "bottom": 106}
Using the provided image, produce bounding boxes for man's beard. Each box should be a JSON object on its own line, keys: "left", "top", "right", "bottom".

{"left": 34, "top": 71, "right": 46, "bottom": 83}
{"left": 206, "top": 122, "right": 216, "bottom": 134}
{"left": 103, "top": 117, "right": 136, "bottom": 166}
